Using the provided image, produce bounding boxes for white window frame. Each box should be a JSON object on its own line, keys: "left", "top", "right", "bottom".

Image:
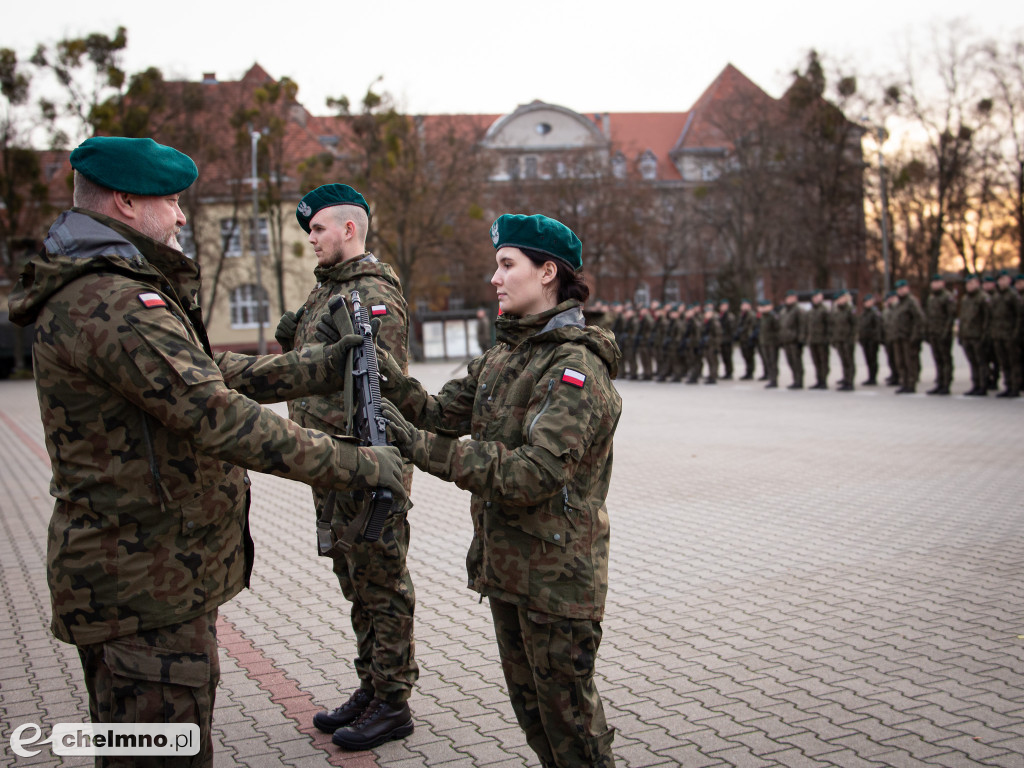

{"left": 230, "top": 284, "right": 270, "bottom": 329}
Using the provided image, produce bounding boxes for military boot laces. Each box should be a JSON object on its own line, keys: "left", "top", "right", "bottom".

{"left": 331, "top": 697, "right": 414, "bottom": 750}
{"left": 313, "top": 687, "right": 373, "bottom": 733}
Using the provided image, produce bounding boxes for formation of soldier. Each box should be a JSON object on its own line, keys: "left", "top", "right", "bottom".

{"left": 589, "top": 269, "right": 1023, "bottom": 398}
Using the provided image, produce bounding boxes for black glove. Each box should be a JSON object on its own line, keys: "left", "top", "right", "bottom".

{"left": 381, "top": 399, "right": 434, "bottom": 469}
{"left": 275, "top": 307, "right": 304, "bottom": 352}
{"left": 316, "top": 296, "right": 365, "bottom": 372}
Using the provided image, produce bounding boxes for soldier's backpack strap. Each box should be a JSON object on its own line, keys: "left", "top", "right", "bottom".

{"left": 317, "top": 491, "right": 371, "bottom": 558}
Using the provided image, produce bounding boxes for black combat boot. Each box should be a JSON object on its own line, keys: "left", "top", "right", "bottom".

{"left": 765, "top": 380, "right": 778, "bottom": 389}
{"left": 331, "top": 698, "right": 414, "bottom": 750}
{"left": 313, "top": 688, "right": 373, "bottom": 733}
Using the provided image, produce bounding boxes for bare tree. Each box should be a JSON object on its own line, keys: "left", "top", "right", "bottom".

{"left": 983, "top": 36, "right": 1024, "bottom": 269}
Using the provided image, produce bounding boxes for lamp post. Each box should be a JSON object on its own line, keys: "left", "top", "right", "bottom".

{"left": 250, "top": 127, "right": 266, "bottom": 354}
{"left": 861, "top": 118, "right": 892, "bottom": 295}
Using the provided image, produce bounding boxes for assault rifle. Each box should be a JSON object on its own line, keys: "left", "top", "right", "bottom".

{"left": 317, "top": 290, "right": 394, "bottom": 556}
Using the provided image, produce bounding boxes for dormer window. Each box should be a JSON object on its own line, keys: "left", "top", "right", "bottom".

{"left": 638, "top": 150, "right": 658, "bottom": 181}
{"left": 536, "top": 122, "right": 552, "bottom": 136}
{"left": 611, "top": 152, "right": 627, "bottom": 180}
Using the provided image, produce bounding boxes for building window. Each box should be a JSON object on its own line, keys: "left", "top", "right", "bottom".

{"left": 220, "top": 217, "right": 268, "bottom": 257}
{"left": 701, "top": 161, "right": 719, "bottom": 181}
{"left": 230, "top": 284, "right": 269, "bottom": 328}
{"left": 507, "top": 157, "right": 520, "bottom": 180}
{"left": 638, "top": 150, "right": 658, "bottom": 181}
{"left": 634, "top": 282, "right": 651, "bottom": 307}
{"left": 664, "top": 280, "right": 680, "bottom": 303}
{"left": 535, "top": 122, "right": 552, "bottom": 136}
{"left": 177, "top": 224, "right": 197, "bottom": 259}
{"left": 611, "top": 152, "right": 627, "bottom": 180}
{"left": 524, "top": 156, "right": 538, "bottom": 179}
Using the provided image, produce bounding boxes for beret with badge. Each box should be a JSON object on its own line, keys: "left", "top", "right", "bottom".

{"left": 490, "top": 213, "right": 582, "bottom": 272}
{"left": 296, "top": 183, "right": 370, "bottom": 233}
{"left": 70, "top": 136, "right": 197, "bottom": 196}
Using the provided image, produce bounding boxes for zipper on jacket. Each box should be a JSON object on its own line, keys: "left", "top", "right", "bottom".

{"left": 140, "top": 413, "right": 168, "bottom": 512}
{"left": 528, "top": 379, "right": 555, "bottom": 441}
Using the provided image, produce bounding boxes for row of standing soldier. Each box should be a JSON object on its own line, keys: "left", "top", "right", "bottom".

{"left": 587, "top": 270, "right": 1023, "bottom": 398}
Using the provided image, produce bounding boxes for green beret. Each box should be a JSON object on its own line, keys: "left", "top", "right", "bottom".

{"left": 864, "top": 293, "right": 874, "bottom": 300}
{"left": 1016, "top": 274, "right": 1024, "bottom": 281}
{"left": 837, "top": 289, "right": 850, "bottom": 297}
{"left": 886, "top": 290, "right": 896, "bottom": 298}
{"left": 70, "top": 136, "right": 197, "bottom": 196}
{"left": 983, "top": 274, "right": 996, "bottom": 283}
{"left": 894, "top": 279, "right": 908, "bottom": 288}
{"left": 296, "top": 184, "right": 369, "bottom": 233}
{"left": 964, "top": 273, "right": 978, "bottom": 281}
{"left": 785, "top": 289, "right": 797, "bottom": 296}
{"left": 490, "top": 214, "right": 582, "bottom": 272}
{"left": 998, "top": 268, "right": 1012, "bottom": 277}
{"left": 931, "top": 273, "right": 944, "bottom": 281}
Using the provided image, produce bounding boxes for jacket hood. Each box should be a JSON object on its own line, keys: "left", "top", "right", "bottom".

{"left": 8, "top": 209, "right": 197, "bottom": 326}
{"left": 314, "top": 252, "right": 402, "bottom": 293}
{"left": 496, "top": 300, "right": 622, "bottom": 379}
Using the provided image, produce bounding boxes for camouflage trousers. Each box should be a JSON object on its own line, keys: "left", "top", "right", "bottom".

{"left": 894, "top": 338, "right": 922, "bottom": 389}
{"left": 760, "top": 342, "right": 779, "bottom": 384}
{"left": 809, "top": 342, "right": 830, "bottom": 385}
{"left": 927, "top": 334, "right": 954, "bottom": 389}
{"left": 992, "top": 338, "right": 1021, "bottom": 394}
{"left": 961, "top": 338, "right": 988, "bottom": 391}
{"left": 834, "top": 341, "right": 856, "bottom": 386}
{"left": 489, "top": 598, "right": 615, "bottom": 768}
{"left": 77, "top": 610, "right": 219, "bottom": 768}
{"left": 784, "top": 342, "right": 804, "bottom": 386}
{"left": 317, "top": 488, "right": 418, "bottom": 706}
{"left": 860, "top": 340, "right": 880, "bottom": 383}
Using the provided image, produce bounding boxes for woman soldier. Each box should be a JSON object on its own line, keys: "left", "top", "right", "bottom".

{"left": 377, "top": 214, "right": 622, "bottom": 767}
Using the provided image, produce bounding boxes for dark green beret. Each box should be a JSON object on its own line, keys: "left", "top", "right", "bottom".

{"left": 1016, "top": 274, "right": 1024, "bottom": 281}
{"left": 786, "top": 289, "right": 797, "bottom": 296}
{"left": 998, "top": 268, "right": 1012, "bottom": 277}
{"left": 864, "top": 293, "right": 874, "bottom": 300}
{"left": 490, "top": 214, "right": 582, "bottom": 272}
{"left": 70, "top": 136, "right": 197, "bottom": 196}
{"left": 296, "top": 184, "right": 369, "bottom": 233}
{"left": 886, "top": 290, "right": 896, "bottom": 298}
{"left": 894, "top": 279, "right": 908, "bottom": 288}
{"left": 964, "top": 273, "right": 978, "bottom": 281}
{"left": 837, "top": 289, "right": 850, "bottom": 297}
{"left": 931, "top": 273, "right": 944, "bottom": 281}
{"left": 983, "top": 274, "right": 996, "bottom": 283}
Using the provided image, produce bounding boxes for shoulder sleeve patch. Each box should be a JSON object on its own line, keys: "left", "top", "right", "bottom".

{"left": 138, "top": 292, "right": 167, "bottom": 308}
{"left": 561, "top": 368, "right": 586, "bottom": 387}
{"left": 371, "top": 304, "right": 388, "bottom": 316}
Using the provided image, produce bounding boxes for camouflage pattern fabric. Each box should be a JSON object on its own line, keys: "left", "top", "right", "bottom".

{"left": 282, "top": 254, "right": 418, "bottom": 703}
{"left": 959, "top": 288, "right": 991, "bottom": 392}
{"left": 490, "top": 597, "right": 615, "bottom": 768}
{"left": 858, "top": 305, "right": 882, "bottom": 384}
{"left": 926, "top": 288, "right": 957, "bottom": 390}
{"left": 893, "top": 294, "right": 925, "bottom": 389}
{"left": 830, "top": 303, "right": 857, "bottom": 386}
{"left": 7, "top": 209, "right": 393, "bottom": 647}
{"left": 77, "top": 609, "right": 219, "bottom": 768}
{"left": 989, "top": 286, "right": 1022, "bottom": 393}
{"left": 379, "top": 299, "right": 620, "bottom": 766}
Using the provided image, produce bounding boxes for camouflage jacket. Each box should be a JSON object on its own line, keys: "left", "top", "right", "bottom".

{"left": 989, "top": 286, "right": 1021, "bottom": 341}
{"left": 778, "top": 304, "right": 807, "bottom": 345}
{"left": 830, "top": 305, "right": 856, "bottom": 344}
{"left": 8, "top": 209, "right": 387, "bottom": 646}
{"left": 286, "top": 254, "right": 408, "bottom": 433}
{"left": 857, "top": 306, "right": 882, "bottom": 344}
{"left": 925, "top": 288, "right": 957, "bottom": 339}
{"left": 382, "top": 301, "right": 622, "bottom": 621}
{"left": 759, "top": 310, "right": 780, "bottom": 346}
{"left": 893, "top": 294, "right": 925, "bottom": 342}
{"left": 807, "top": 303, "right": 831, "bottom": 344}
{"left": 718, "top": 310, "right": 736, "bottom": 342}
{"left": 735, "top": 309, "right": 757, "bottom": 345}
{"left": 958, "top": 290, "right": 990, "bottom": 341}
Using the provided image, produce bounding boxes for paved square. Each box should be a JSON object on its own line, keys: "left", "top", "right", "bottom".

{"left": 1, "top": 347, "right": 1022, "bottom": 767}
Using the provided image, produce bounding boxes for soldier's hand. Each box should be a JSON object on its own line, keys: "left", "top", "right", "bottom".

{"left": 275, "top": 307, "right": 304, "bottom": 352}
{"left": 381, "top": 399, "right": 431, "bottom": 468}
{"left": 363, "top": 445, "right": 408, "bottom": 508}
{"left": 316, "top": 296, "right": 364, "bottom": 372}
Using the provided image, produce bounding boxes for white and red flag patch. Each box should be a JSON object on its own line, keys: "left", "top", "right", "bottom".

{"left": 138, "top": 292, "right": 166, "bottom": 308}
{"left": 561, "top": 368, "right": 586, "bottom": 387}
{"left": 371, "top": 304, "right": 388, "bottom": 316}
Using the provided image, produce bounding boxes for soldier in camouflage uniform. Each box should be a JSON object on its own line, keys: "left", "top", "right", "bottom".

{"left": 857, "top": 293, "right": 882, "bottom": 386}
{"left": 637, "top": 304, "right": 656, "bottom": 380}
{"left": 700, "top": 302, "right": 722, "bottom": 384}
{"left": 735, "top": 299, "right": 758, "bottom": 380}
{"left": 990, "top": 270, "right": 1022, "bottom": 398}
{"left": 758, "top": 299, "right": 780, "bottom": 388}
{"left": 892, "top": 279, "right": 925, "bottom": 394}
{"left": 683, "top": 305, "right": 702, "bottom": 384}
{"left": 830, "top": 290, "right": 856, "bottom": 391}
{"left": 718, "top": 299, "right": 736, "bottom": 379}
{"left": 378, "top": 214, "right": 620, "bottom": 768}
{"left": 924, "top": 274, "right": 957, "bottom": 395}
{"left": 958, "top": 274, "right": 991, "bottom": 396}
{"left": 779, "top": 291, "right": 807, "bottom": 389}
{"left": 275, "top": 184, "right": 417, "bottom": 750}
{"left": 619, "top": 306, "right": 639, "bottom": 380}
{"left": 982, "top": 275, "right": 1001, "bottom": 389}
{"left": 7, "top": 138, "right": 406, "bottom": 768}
{"left": 666, "top": 304, "right": 688, "bottom": 382}
{"left": 652, "top": 304, "right": 671, "bottom": 381}
{"left": 807, "top": 291, "right": 831, "bottom": 389}
{"left": 882, "top": 291, "right": 900, "bottom": 385}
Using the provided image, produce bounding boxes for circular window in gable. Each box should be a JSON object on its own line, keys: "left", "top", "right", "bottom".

{"left": 536, "top": 122, "right": 552, "bottom": 136}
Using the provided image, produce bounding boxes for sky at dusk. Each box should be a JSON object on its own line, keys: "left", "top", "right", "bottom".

{"left": 4, "top": 1, "right": 1021, "bottom": 118}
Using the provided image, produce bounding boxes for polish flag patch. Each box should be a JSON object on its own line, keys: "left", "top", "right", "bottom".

{"left": 371, "top": 305, "right": 388, "bottom": 316}
{"left": 561, "top": 368, "right": 586, "bottom": 387}
{"left": 138, "top": 292, "right": 166, "bottom": 308}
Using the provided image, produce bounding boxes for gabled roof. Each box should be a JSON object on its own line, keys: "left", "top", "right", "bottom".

{"left": 598, "top": 112, "right": 690, "bottom": 181}
{"left": 671, "top": 63, "right": 780, "bottom": 156}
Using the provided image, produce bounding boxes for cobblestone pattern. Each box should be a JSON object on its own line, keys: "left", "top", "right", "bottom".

{"left": 1, "top": 345, "right": 1022, "bottom": 768}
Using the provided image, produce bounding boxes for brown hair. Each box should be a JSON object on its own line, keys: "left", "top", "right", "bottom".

{"left": 521, "top": 248, "right": 591, "bottom": 304}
